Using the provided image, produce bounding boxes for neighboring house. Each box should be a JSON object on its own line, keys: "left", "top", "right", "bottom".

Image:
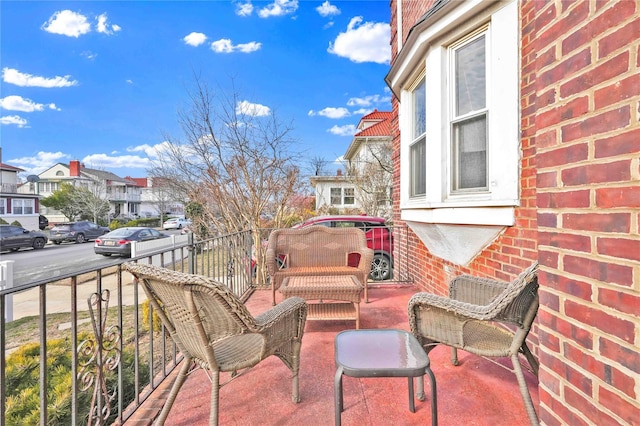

{"left": 0, "top": 163, "right": 42, "bottom": 230}
{"left": 343, "top": 110, "right": 393, "bottom": 218}
{"left": 30, "top": 160, "right": 141, "bottom": 223}
{"left": 310, "top": 110, "right": 392, "bottom": 216}
{"left": 386, "top": 0, "right": 638, "bottom": 424}
{"left": 310, "top": 169, "right": 357, "bottom": 212}
{"left": 129, "top": 177, "right": 184, "bottom": 218}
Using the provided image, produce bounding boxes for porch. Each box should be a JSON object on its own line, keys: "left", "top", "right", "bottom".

{"left": 124, "top": 284, "right": 538, "bottom": 426}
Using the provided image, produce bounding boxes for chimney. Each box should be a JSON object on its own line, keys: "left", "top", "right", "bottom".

{"left": 70, "top": 160, "right": 81, "bottom": 177}
{"left": 337, "top": 169, "right": 342, "bottom": 176}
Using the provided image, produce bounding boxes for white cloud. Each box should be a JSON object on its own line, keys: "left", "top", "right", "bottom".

{"left": 1, "top": 95, "right": 43, "bottom": 112}
{"left": 317, "top": 107, "right": 350, "bottom": 119}
{"left": 8, "top": 151, "right": 69, "bottom": 175}
{"left": 42, "top": 10, "right": 91, "bottom": 37}
{"left": 82, "top": 153, "right": 152, "bottom": 170}
{"left": 236, "top": 100, "right": 270, "bottom": 117}
{"left": 316, "top": 1, "right": 340, "bottom": 17}
{"left": 211, "top": 39, "right": 261, "bottom": 53}
{"left": 81, "top": 51, "right": 97, "bottom": 60}
{"left": 347, "top": 94, "right": 390, "bottom": 107}
{"left": 96, "top": 13, "right": 121, "bottom": 35}
{"left": 126, "top": 79, "right": 133, "bottom": 84}
{"left": 328, "top": 124, "right": 356, "bottom": 136}
{"left": 3, "top": 68, "right": 78, "bottom": 88}
{"left": 183, "top": 32, "right": 207, "bottom": 46}
{"left": 328, "top": 16, "right": 390, "bottom": 64}
{"left": 0, "top": 115, "right": 28, "bottom": 127}
{"left": 258, "top": 0, "right": 298, "bottom": 18}
{"left": 127, "top": 142, "right": 170, "bottom": 159}
{"left": 236, "top": 1, "right": 254, "bottom": 16}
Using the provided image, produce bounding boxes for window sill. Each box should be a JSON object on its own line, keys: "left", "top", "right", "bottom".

{"left": 401, "top": 206, "right": 516, "bottom": 226}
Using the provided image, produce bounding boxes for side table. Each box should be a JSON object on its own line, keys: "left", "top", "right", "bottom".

{"left": 334, "top": 329, "right": 437, "bottom": 426}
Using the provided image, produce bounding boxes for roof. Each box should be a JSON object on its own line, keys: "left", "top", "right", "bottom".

{"left": 344, "top": 110, "right": 392, "bottom": 160}
{"left": 354, "top": 118, "right": 391, "bottom": 137}
{"left": 0, "top": 163, "right": 24, "bottom": 172}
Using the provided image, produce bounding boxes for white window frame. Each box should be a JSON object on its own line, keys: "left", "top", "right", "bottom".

{"left": 0, "top": 198, "right": 6, "bottom": 215}
{"left": 12, "top": 198, "right": 35, "bottom": 215}
{"left": 343, "top": 188, "right": 355, "bottom": 205}
{"left": 330, "top": 188, "right": 342, "bottom": 205}
{"left": 395, "top": 0, "right": 519, "bottom": 226}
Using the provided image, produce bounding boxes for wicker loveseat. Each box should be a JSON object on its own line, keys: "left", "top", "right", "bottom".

{"left": 266, "top": 226, "right": 374, "bottom": 305}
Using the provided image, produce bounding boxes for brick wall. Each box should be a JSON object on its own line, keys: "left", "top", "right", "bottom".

{"left": 389, "top": 0, "right": 639, "bottom": 424}
{"left": 531, "top": 0, "right": 639, "bottom": 424}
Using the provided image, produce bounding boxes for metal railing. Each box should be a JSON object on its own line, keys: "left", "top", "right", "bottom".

{"left": 0, "top": 225, "right": 411, "bottom": 425}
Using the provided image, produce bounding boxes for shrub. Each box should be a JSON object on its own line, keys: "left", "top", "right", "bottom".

{"left": 10, "top": 220, "right": 22, "bottom": 227}
{"left": 142, "top": 300, "right": 163, "bottom": 332}
{"left": 5, "top": 334, "right": 149, "bottom": 425}
{"left": 0, "top": 217, "right": 8, "bottom": 224}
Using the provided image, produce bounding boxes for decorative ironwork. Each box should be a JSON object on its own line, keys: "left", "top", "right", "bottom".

{"left": 78, "top": 289, "right": 121, "bottom": 426}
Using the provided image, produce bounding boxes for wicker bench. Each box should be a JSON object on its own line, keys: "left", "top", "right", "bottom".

{"left": 267, "top": 226, "right": 374, "bottom": 306}
{"left": 281, "top": 275, "right": 363, "bottom": 328}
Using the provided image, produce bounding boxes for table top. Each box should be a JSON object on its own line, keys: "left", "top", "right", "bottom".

{"left": 335, "top": 329, "right": 430, "bottom": 378}
{"left": 285, "top": 275, "right": 361, "bottom": 288}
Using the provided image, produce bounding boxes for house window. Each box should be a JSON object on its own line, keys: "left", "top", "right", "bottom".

{"left": 330, "top": 188, "right": 342, "bottom": 205}
{"left": 12, "top": 199, "right": 34, "bottom": 215}
{"left": 0, "top": 198, "right": 6, "bottom": 214}
{"left": 388, "top": 0, "right": 519, "bottom": 226}
{"left": 344, "top": 188, "right": 355, "bottom": 205}
{"left": 410, "top": 77, "right": 426, "bottom": 197}
{"left": 451, "top": 33, "right": 488, "bottom": 192}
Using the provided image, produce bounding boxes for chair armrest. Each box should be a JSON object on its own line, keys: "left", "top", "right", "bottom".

{"left": 408, "top": 291, "right": 503, "bottom": 322}
{"left": 254, "top": 296, "right": 307, "bottom": 334}
{"left": 265, "top": 248, "right": 276, "bottom": 276}
{"left": 357, "top": 247, "right": 374, "bottom": 273}
{"left": 449, "top": 275, "right": 508, "bottom": 306}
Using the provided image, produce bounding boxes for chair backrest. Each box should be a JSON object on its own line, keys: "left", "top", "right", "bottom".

{"left": 268, "top": 226, "right": 368, "bottom": 267}
{"left": 491, "top": 262, "right": 539, "bottom": 327}
{"left": 123, "top": 263, "right": 257, "bottom": 364}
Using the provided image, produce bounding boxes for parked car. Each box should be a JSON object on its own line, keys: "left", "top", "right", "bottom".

{"left": 94, "top": 227, "right": 169, "bottom": 257}
{"left": 0, "top": 225, "right": 48, "bottom": 252}
{"left": 293, "top": 215, "right": 394, "bottom": 280}
{"left": 163, "top": 217, "right": 191, "bottom": 230}
{"left": 49, "top": 221, "right": 110, "bottom": 244}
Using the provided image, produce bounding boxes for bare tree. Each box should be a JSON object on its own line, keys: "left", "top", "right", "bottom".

{"left": 310, "top": 155, "right": 328, "bottom": 176}
{"left": 348, "top": 142, "right": 393, "bottom": 219}
{"left": 150, "top": 76, "right": 301, "bottom": 279}
{"left": 73, "top": 174, "right": 111, "bottom": 223}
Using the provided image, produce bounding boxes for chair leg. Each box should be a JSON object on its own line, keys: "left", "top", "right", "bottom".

{"left": 292, "top": 339, "right": 301, "bottom": 403}
{"left": 451, "top": 347, "right": 459, "bottom": 366}
{"left": 209, "top": 370, "right": 220, "bottom": 426}
{"left": 156, "top": 358, "right": 192, "bottom": 425}
{"left": 521, "top": 343, "right": 539, "bottom": 377}
{"left": 512, "top": 353, "right": 539, "bottom": 426}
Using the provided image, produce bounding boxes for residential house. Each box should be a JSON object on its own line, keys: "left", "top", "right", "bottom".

{"left": 311, "top": 110, "right": 393, "bottom": 217}
{"left": 386, "top": 0, "right": 638, "bottom": 424}
{"left": 0, "top": 163, "right": 42, "bottom": 230}
{"left": 129, "top": 177, "right": 184, "bottom": 218}
{"left": 31, "top": 160, "right": 142, "bottom": 224}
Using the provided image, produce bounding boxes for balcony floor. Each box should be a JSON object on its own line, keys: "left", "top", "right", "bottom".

{"left": 125, "top": 284, "right": 539, "bottom": 425}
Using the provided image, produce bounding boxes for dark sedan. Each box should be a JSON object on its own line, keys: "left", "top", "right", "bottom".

{"left": 94, "top": 227, "right": 169, "bottom": 257}
{"left": 0, "top": 225, "right": 48, "bottom": 252}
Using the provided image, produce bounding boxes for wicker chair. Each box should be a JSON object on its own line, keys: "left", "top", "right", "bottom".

{"left": 123, "top": 262, "right": 308, "bottom": 426}
{"left": 408, "top": 262, "right": 540, "bottom": 426}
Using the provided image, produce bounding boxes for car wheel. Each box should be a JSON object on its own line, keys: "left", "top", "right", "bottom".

{"left": 369, "top": 254, "right": 391, "bottom": 281}
{"left": 32, "top": 238, "right": 46, "bottom": 250}
{"left": 101, "top": 253, "right": 112, "bottom": 257}
{"left": 10, "top": 247, "right": 20, "bottom": 252}
{"left": 53, "top": 241, "right": 61, "bottom": 245}
{"left": 76, "top": 234, "right": 86, "bottom": 243}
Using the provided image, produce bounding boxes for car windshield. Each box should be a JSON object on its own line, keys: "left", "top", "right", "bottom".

{"left": 52, "top": 225, "right": 72, "bottom": 230}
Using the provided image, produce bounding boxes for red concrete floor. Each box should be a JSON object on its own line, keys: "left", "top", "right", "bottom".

{"left": 125, "top": 285, "right": 539, "bottom": 426}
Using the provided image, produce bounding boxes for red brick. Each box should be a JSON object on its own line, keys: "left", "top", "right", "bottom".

{"left": 537, "top": 143, "right": 589, "bottom": 168}
{"left": 561, "top": 160, "right": 631, "bottom": 186}
{"left": 538, "top": 328, "right": 560, "bottom": 352}
{"left": 537, "top": 171, "right": 557, "bottom": 188}
{"left": 599, "top": 18, "right": 640, "bottom": 58}
{"left": 536, "top": 1, "right": 589, "bottom": 51}
{"left": 599, "top": 337, "right": 640, "bottom": 374}
{"left": 560, "top": 51, "right": 629, "bottom": 98}
{"left": 538, "top": 48, "right": 591, "bottom": 91}
{"left": 539, "top": 287, "right": 560, "bottom": 311}
{"left": 595, "top": 127, "right": 640, "bottom": 158}
{"left": 564, "top": 299, "right": 635, "bottom": 343}
{"left": 563, "top": 212, "right": 630, "bottom": 233}
{"left": 536, "top": 129, "right": 558, "bottom": 149}
{"left": 556, "top": 315, "right": 594, "bottom": 349}
{"left": 563, "top": 255, "right": 633, "bottom": 286}
{"left": 595, "top": 186, "right": 640, "bottom": 208}
{"left": 598, "top": 287, "right": 640, "bottom": 315}
{"left": 538, "top": 250, "right": 559, "bottom": 269}
{"left": 537, "top": 96, "right": 589, "bottom": 128}
{"left": 538, "top": 190, "right": 590, "bottom": 208}
{"left": 598, "top": 386, "right": 638, "bottom": 425}
{"left": 561, "top": 105, "right": 631, "bottom": 142}
{"left": 594, "top": 74, "right": 640, "bottom": 109}
{"left": 597, "top": 237, "right": 640, "bottom": 262}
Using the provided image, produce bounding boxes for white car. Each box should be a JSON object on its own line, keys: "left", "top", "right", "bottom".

{"left": 162, "top": 217, "right": 191, "bottom": 230}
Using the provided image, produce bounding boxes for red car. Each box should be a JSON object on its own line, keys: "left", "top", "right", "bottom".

{"left": 294, "top": 215, "right": 394, "bottom": 280}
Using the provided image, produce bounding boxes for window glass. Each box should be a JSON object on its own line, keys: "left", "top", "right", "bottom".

{"left": 12, "top": 199, "right": 34, "bottom": 215}
{"left": 344, "top": 188, "right": 355, "bottom": 205}
{"left": 410, "top": 138, "right": 426, "bottom": 196}
{"left": 0, "top": 198, "right": 6, "bottom": 215}
{"left": 330, "top": 188, "right": 341, "bottom": 205}
{"left": 413, "top": 78, "right": 426, "bottom": 139}
{"left": 451, "top": 33, "right": 488, "bottom": 192}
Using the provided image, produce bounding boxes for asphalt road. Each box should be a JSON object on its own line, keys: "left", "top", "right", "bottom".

{"left": 2, "top": 229, "right": 181, "bottom": 286}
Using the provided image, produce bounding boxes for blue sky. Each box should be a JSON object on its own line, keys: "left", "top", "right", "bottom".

{"left": 0, "top": 0, "right": 392, "bottom": 180}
